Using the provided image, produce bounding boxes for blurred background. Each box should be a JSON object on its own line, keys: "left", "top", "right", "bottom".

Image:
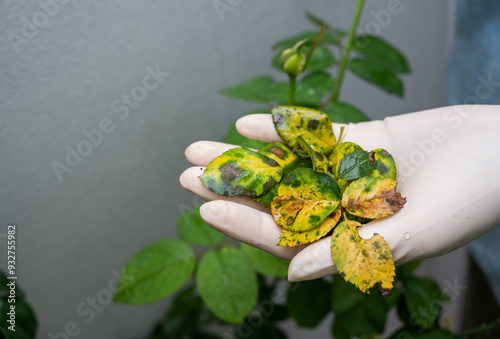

{"left": 0, "top": 1, "right": 466, "bottom": 338}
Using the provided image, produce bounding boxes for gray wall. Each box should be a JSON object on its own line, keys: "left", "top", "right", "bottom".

{"left": 0, "top": 1, "right": 456, "bottom": 338}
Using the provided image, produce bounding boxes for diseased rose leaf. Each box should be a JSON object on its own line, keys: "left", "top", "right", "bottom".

{"left": 296, "top": 136, "right": 329, "bottom": 173}
{"left": 331, "top": 219, "right": 395, "bottom": 293}
{"left": 255, "top": 142, "right": 308, "bottom": 204}
{"left": 278, "top": 209, "right": 341, "bottom": 246}
{"left": 272, "top": 106, "right": 335, "bottom": 155}
{"left": 200, "top": 148, "right": 283, "bottom": 197}
{"left": 253, "top": 157, "right": 312, "bottom": 204}
{"left": 271, "top": 168, "right": 341, "bottom": 232}
{"left": 342, "top": 177, "right": 406, "bottom": 219}
{"left": 367, "top": 148, "right": 397, "bottom": 180}
{"left": 330, "top": 142, "right": 363, "bottom": 177}
{"left": 258, "top": 142, "right": 298, "bottom": 167}
{"left": 338, "top": 150, "right": 375, "bottom": 181}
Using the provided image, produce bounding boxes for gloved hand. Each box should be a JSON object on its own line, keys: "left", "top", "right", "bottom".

{"left": 180, "top": 105, "right": 500, "bottom": 281}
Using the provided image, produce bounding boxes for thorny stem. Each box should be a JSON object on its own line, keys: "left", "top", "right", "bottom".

{"left": 330, "top": 0, "right": 365, "bottom": 103}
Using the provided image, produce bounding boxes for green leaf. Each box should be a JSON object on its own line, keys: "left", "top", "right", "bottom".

{"left": 114, "top": 239, "right": 195, "bottom": 305}
{"left": 240, "top": 243, "right": 289, "bottom": 277}
{"left": 272, "top": 106, "right": 335, "bottom": 155}
{"left": 220, "top": 76, "right": 274, "bottom": 102}
{"left": 401, "top": 276, "right": 449, "bottom": 328}
{"left": 267, "top": 73, "right": 334, "bottom": 107}
{"left": 160, "top": 285, "right": 213, "bottom": 338}
{"left": 0, "top": 299, "right": 37, "bottom": 339}
{"left": 273, "top": 45, "right": 335, "bottom": 72}
{"left": 299, "top": 71, "right": 335, "bottom": 104}
{"left": 324, "top": 102, "right": 370, "bottom": 123}
{"left": 177, "top": 206, "right": 225, "bottom": 246}
{"left": 331, "top": 220, "right": 395, "bottom": 294}
{"left": 271, "top": 167, "right": 341, "bottom": 232}
{"left": 287, "top": 279, "right": 331, "bottom": 328}
{"left": 331, "top": 276, "right": 387, "bottom": 337}
{"left": 265, "top": 72, "right": 334, "bottom": 107}
{"left": 348, "top": 58, "right": 404, "bottom": 97}
{"left": 342, "top": 176, "right": 406, "bottom": 219}
{"left": 200, "top": 148, "right": 283, "bottom": 197}
{"left": 353, "top": 35, "right": 410, "bottom": 74}
{"left": 337, "top": 150, "right": 375, "bottom": 180}
{"left": 272, "top": 31, "right": 340, "bottom": 50}
{"left": 305, "top": 45, "right": 336, "bottom": 71}
{"left": 330, "top": 142, "right": 364, "bottom": 174}
{"left": 388, "top": 327, "right": 455, "bottom": 339}
{"left": 224, "top": 110, "right": 270, "bottom": 149}
{"left": 196, "top": 246, "right": 258, "bottom": 324}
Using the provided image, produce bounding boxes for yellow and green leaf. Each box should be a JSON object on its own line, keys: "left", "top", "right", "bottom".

{"left": 258, "top": 142, "right": 298, "bottom": 167}
{"left": 272, "top": 106, "right": 335, "bottom": 155}
{"left": 278, "top": 209, "right": 341, "bottom": 246}
{"left": 201, "top": 148, "right": 283, "bottom": 197}
{"left": 271, "top": 168, "right": 341, "bottom": 232}
{"left": 296, "top": 136, "right": 330, "bottom": 173}
{"left": 254, "top": 144, "right": 311, "bottom": 204}
{"left": 342, "top": 177, "right": 406, "bottom": 219}
{"left": 330, "top": 142, "right": 363, "bottom": 177}
{"left": 331, "top": 219, "right": 395, "bottom": 293}
{"left": 367, "top": 148, "right": 397, "bottom": 180}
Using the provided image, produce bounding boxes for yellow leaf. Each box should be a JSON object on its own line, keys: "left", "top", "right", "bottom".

{"left": 331, "top": 219, "right": 395, "bottom": 293}
{"left": 278, "top": 209, "right": 341, "bottom": 247}
{"left": 342, "top": 177, "right": 406, "bottom": 219}
{"left": 272, "top": 106, "right": 335, "bottom": 155}
{"left": 271, "top": 168, "right": 341, "bottom": 232}
{"left": 201, "top": 148, "right": 283, "bottom": 197}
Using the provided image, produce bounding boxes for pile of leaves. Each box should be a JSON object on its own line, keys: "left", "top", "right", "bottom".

{"left": 201, "top": 106, "right": 406, "bottom": 295}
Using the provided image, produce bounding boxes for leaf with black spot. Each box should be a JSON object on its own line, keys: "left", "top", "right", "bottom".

{"left": 272, "top": 106, "right": 335, "bottom": 155}
{"left": 278, "top": 209, "right": 341, "bottom": 246}
{"left": 331, "top": 219, "right": 395, "bottom": 293}
{"left": 342, "top": 176, "right": 406, "bottom": 219}
{"left": 200, "top": 148, "right": 283, "bottom": 197}
{"left": 271, "top": 168, "right": 341, "bottom": 232}
{"left": 367, "top": 148, "right": 397, "bottom": 180}
{"left": 258, "top": 142, "right": 298, "bottom": 167}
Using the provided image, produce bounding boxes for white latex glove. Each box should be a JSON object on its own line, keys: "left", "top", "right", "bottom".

{"left": 180, "top": 105, "right": 500, "bottom": 282}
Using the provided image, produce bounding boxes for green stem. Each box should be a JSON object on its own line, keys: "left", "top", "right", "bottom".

{"left": 455, "top": 319, "right": 500, "bottom": 338}
{"left": 330, "top": 0, "right": 365, "bottom": 103}
{"left": 289, "top": 75, "right": 296, "bottom": 105}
